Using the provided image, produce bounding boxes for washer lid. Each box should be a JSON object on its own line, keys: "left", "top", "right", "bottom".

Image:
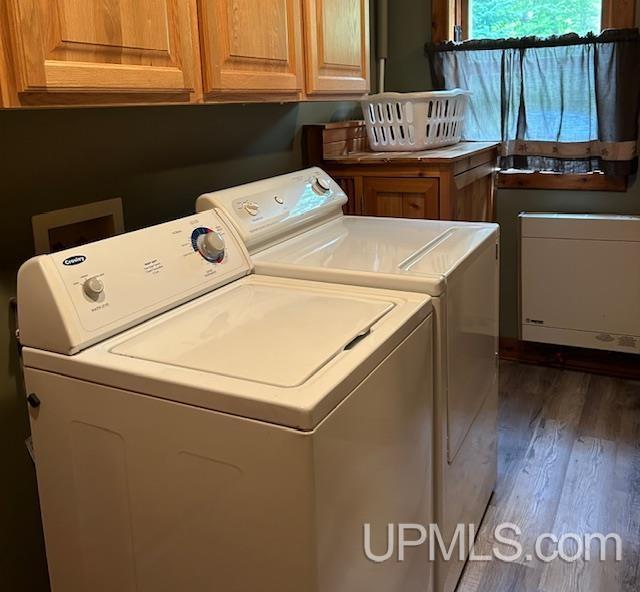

{"left": 111, "top": 282, "right": 393, "bottom": 388}
{"left": 254, "top": 217, "right": 498, "bottom": 294}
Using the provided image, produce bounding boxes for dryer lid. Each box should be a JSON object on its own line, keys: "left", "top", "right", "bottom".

{"left": 255, "top": 217, "right": 498, "bottom": 293}
{"left": 111, "top": 282, "right": 394, "bottom": 388}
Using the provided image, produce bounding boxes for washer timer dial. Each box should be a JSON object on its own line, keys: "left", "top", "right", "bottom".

{"left": 191, "top": 227, "right": 225, "bottom": 263}
{"left": 83, "top": 276, "right": 104, "bottom": 300}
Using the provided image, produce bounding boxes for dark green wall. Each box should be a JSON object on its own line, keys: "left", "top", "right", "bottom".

{"left": 385, "top": 0, "right": 432, "bottom": 92}
{"left": 384, "top": 0, "right": 640, "bottom": 338}
{"left": 0, "top": 100, "right": 359, "bottom": 591}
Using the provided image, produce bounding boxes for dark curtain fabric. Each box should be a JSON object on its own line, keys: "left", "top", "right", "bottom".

{"left": 427, "top": 29, "right": 640, "bottom": 175}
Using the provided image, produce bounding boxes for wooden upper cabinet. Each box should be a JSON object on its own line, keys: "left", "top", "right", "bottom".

{"left": 4, "top": 0, "right": 200, "bottom": 102}
{"left": 303, "top": 0, "right": 370, "bottom": 96}
{"left": 0, "top": 0, "right": 370, "bottom": 106}
{"left": 199, "top": 0, "right": 304, "bottom": 99}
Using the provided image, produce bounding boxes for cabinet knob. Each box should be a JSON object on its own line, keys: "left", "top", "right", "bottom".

{"left": 27, "top": 393, "right": 41, "bottom": 408}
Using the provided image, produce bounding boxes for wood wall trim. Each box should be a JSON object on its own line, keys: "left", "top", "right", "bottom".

{"left": 431, "top": 0, "right": 455, "bottom": 43}
{"left": 499, "top": 337, "right": 640, "bottom": 380}
{"left": 497, "top": 172, "right": 628, "bottom": 192}
{"left": 602, "top": 0, "right": 637, "bottom": 29}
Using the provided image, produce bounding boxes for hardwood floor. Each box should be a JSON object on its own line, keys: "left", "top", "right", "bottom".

{"left": 456, "top": 361, "right": 640, "bottom": 592}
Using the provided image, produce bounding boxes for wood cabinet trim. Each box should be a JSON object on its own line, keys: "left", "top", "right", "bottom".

{"left": 43, "top": 61, "right": 189, "bottom": 92}
{"left": 0, "top": 0, "right": 17, "bottom": 106}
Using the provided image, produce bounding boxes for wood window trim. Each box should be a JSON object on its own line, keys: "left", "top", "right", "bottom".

{"left": 497, "top": 171, "right": 628, "bottom": 192}
{"left": 432, "top": 0, "right": 637, "bottom": 43}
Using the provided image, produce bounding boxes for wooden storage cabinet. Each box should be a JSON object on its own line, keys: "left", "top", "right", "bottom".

{"left": 199, "top": 0, "right": 304, "bottom": 100}
{"left": 0, "top": 0, "right": 369, "bottom": 107}
{"left": 363, "top": 178, "right": 439, "bottom": 219}
{"left": 1, "top": 0, "right": 201, "bottom": 106}
{"left": 303, "top": 0, "right": 370, "bottom": 96}
{"left": 305, "top": 122, "right": 499, "bottom": 223}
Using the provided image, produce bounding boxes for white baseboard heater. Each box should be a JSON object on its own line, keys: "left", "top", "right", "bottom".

{"left": 520, "top": 213, "right": 640, "bottom": 354}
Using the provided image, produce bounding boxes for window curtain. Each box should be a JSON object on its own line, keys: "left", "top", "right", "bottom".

{"left": 427, "top": 29, "right": 640, "bottom": 175}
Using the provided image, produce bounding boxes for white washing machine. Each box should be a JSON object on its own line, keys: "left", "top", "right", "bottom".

{"left": 197, "top": 168, "right": 500, "bottom": 592}
{"left": 18, "top": 210, "right": 435, "bottom": 592}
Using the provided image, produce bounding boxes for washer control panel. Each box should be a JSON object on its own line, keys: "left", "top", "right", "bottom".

{"left": 18, "top": 210, "right": 251, "bottom": 352}
{"left": 196, "top": 167, "right": 348, "bottom": 252}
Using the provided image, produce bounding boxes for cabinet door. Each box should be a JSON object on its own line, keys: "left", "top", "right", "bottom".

{"left": 363, "top": 178, "right": 439, "bottom": 219}
{"left": 6, "top": 0, "right": 199, "bottom": 97}
{"left": 199, "top": 0, "right": 304, "bottom": 98}
{"left": 303, "top": 0, "right": 369, "bottom": 96}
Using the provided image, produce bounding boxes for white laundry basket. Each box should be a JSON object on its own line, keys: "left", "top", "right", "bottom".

{"left": 362, "top": 89, "right": 471, "bottom": 152}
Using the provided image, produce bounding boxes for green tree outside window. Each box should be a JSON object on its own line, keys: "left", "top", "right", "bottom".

{"left": 469, "top": 0, "right": 602, "bottom": 39}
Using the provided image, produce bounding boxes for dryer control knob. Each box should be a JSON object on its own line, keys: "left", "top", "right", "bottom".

{"left": 243, "top": 201, "right": 260, "bottom": 216}
{"left": 198, "top": 231, "right": 225, "bottom": 262}
{"left": 312, "top": 176, "right": 331, "bottom": 194}
{"left": 83, "top": 276, "right": 104, "bottom": 300}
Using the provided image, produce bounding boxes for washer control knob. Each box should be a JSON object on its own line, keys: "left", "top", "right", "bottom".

{"left": 83, "top": 276, "right": 104, "bottom": 300}
{"left": 243, "top": 201, "right": 260, "bottom": 216}
{"left": 274, "top": 195, "right": 284, "bottom": 205}
{"left": 198, "top": 231, "right": 225, "bottom": 262}
{"left": 312, "top": 176, "right": 332, "bottom": 194}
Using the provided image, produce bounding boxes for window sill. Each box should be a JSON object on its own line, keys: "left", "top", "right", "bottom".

{"left": 496, "top": 171, "right": 628, "bottom": 192}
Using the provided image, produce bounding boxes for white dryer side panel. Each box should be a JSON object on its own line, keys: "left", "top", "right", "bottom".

{"left": 445, "top": 239, "right": 499, "bottom": 463}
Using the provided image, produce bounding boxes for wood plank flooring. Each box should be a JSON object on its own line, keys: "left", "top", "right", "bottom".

{"left": 456, "top": 361, "right": 640, "bottom": 592}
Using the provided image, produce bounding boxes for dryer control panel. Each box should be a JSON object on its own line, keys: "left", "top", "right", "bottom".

{"left": 18, "top": 211, "right": 251, "bottom": 355}
{"left": 196, "top": 167, "right": 348, "bottom": 253}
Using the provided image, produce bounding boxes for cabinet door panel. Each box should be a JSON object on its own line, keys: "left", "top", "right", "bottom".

{"left": 363, "top": 178, "right": 440, "bottom": 220}
{"left": 199, "top": 0, "right": 304, "bottom": 97}
{"left": 7, "top": 0, "right": 199, "bottom": 95}
{"left": 303, "top": 0, "right": 369, "bottom": 95}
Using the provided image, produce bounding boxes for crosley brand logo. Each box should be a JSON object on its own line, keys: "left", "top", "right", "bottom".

{"left": 63, "top": 255, "right": 86, "bottom": 266}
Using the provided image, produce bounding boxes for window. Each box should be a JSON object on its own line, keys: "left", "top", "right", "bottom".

{"left": 430, "top": 0, "right": 638, "bottom": 191}
{"left": 468, "top": 0, "right": 602, "bottom": 40}
{"left": 432, "top": 0, "right": 636, "bottom": 43}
